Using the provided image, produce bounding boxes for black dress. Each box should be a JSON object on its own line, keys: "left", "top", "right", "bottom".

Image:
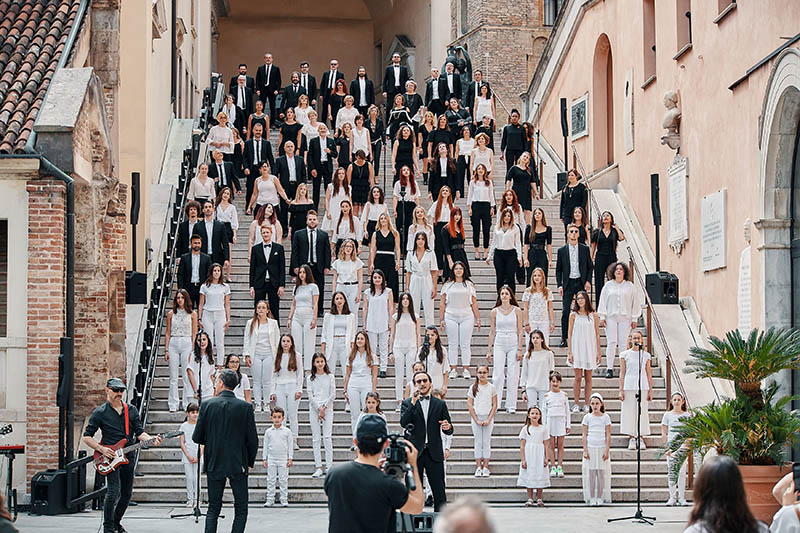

{"left": 506, "top": 166, "right": 535, "bottom": 211}
{"left": 440, "top": 226, "right": 470, "bottom": 280}
{"left": 559, "top": 182, "right": 588, "bottom": 225}
{"left": 249, "top": 113, "right": 268, "bottom": 138}
{"left": 279, "top": 122, "right": 302, "bottom": 156}
{"left": 335, "top": 135, "right": 351, "bottom": 169}
{"left": 350, "top": 161, "right": 371, "bottom": 205}
{"left": 231, "top": 142, "right": 245, "bottom": 185}
{"left": 592, "top": 227, "right": 620, "bottom": 306}
{"left": 525, "top": 225, "right": 552, "bottom": 285}
{"left": 419, "top": 124, "right": 435, "bottom": 159}
{"left": 288, "top": 202, "right": 313, "bottom": 234}
{"left": 368, "top": 118, "right": 385, "bottom": 169}
{"left": 404, "top": 93, "right": 423, "bottom": 119}
{"left": 427, "top": 128, "right": 455, "bottom": 158}
{"left": 374, "top": 229, "right": 399, "bottom": 299}
{"left": 329, "top": 94, "right": 346, "bottom": 128}
{"left": 394, "top": 137, "right": 415, "bottom": 178}
{"left": 388, "top": 107, "right": 413, "bottom": 140}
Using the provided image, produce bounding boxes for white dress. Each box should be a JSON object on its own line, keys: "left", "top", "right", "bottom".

{"left": 570, "top": 313, "right": 599, "bottom": 370}
{"left": 295, "top": 106, "right": 311, "bottom": 126}
{"left": 517, "top": 425, "right": 551, "bottom": 489}
{"left": 322, "top": 184, "right": 352, "bottom": 232}
{"left": 475, "top": 96, "right": 494, "bottom": 121}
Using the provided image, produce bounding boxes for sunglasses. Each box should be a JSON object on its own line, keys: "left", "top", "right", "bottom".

{"left": 414, "top": 378, "right": 430, "bottom": 384}
{"left": 109, "top": 387, "right": 125, "bottom": 393}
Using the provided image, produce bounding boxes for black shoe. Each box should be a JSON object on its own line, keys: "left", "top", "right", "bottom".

{"left": 559, "top": 339, "right": 567, "bottom": 347}
{"left": 605, "top": 369, "right": 614, "bottom": 379}
{"left": 378, "top": 371, "right": 386, "bottom": 378}
{"left": 425, "top": 495, "right": 434, "bottom": 507}
{"left": 115, "top": 524, "right": 128, "bottom": 533}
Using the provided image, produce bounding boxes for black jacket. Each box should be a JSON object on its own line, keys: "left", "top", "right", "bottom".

{"left": 400, "top": 395, "right": 454, "bottom": 462}
{"left": 281, "top": 84, "right": 307, "bottom": 114}
{"left": 382, "top": 64, "right": 409, "bottom": 95}
{"left": 299, "top": 73, "right": 317, "bottom": 102}
{"left": 192, "top": 390, "right": 258, "bottom": 477}
{"left": 176, "top": 219, "right": 201, "bottom": 257}
{"left": 273, "top": 155, "right": 306, "bottom": 192}
{"left": 559, "top": 183, "right": 589, "bottom": 221}
{"left": 177, "top": 251, "right": 211, "bottom": 290}
{"left": 424, "top": 78, "right": 449, "bottom": 106}
{"left": 207, "top": 161, "right": 241, "bottom": 192}
{"left": 243, "top": 137, "right": 275, "bottom": 171}
{"left": 229, "top": 75, "right": 255, "bottom": 94}
{"left": 555, "top": 243, "right": 593, "bottom": 289}
{"left": 193, "top": 219, "right": 230, "bottom": 264}
{"left": 255, "top": 64, "right": 282, "bottom": 95}
{"left": 307, "top": 136, "right": 337, "bottom": 176}
{"left": 319, "top": 70, "right": 345, "bottom": 98}
{"left": 431, "top": 157, "right": 456, "bottom": 195}
{"left": 290, "top": 227, "right": 331, "bottom": 273}
{"left": 232, "top": 86, "right": 254, "bottom": 120}
{"left": 442, "top": 72, "right": 462, "bottom": 102}
{"left": 249, "top": 241, "right": 286, "bottom": 290}
{"left": 349, "top": 78, "right": 375, "bottom": 107}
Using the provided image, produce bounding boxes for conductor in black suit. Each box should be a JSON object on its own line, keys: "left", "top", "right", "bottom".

{"left": 195, "top": 199, "right": 230, "bottom": 267}
{"left": 319, "top": 59, "right": 344, "bottom": 125}
{"left": 290, "top": 210, "right": 331, "bottom": 316}
{"left": 229, "top": 63, "right": 255, "bottom": 94}
{"left": 424, "top": 67, "right": 448, "bottom": 117}
{"left": 382, "top": 53, "right": 409, "bottom": 107}
{"left": 255, "top": 53, "right": 281, "bottom": 127}
{"left": 280, "top": 71, "right": 307, "bottom": 119}
{"left": 208, "top": 149, "right": 241, "bottom": 197}
{"left": 249, "top": 225, "right": 285, "bottom": 323}
{"left": 243, "top": 123, "right": 275, "bottom": 204}
{"left": 555, "top": 224, "right": 594, "bottom": 346}
{"left": 306, "top": 123, "right": 337, "bottom": 208}
{"left": 350, "top": 66, "right": 375, "bottom": 117}
{"left": 298, "top": 61, "right": 317, "bottom": 106}
{"left": 177, "top": 234, "right": 211, "bottom": 308}
{"left": 273, "top": 140, "right": 305, "bottom": 237}
{"left": 193, "top": 369, "right": 258, "bottom": 533}
{"left": 400, "top": 371, "right": 454, "bottom": 511}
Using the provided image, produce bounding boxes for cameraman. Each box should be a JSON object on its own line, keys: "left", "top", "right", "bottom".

{"left": 325, "top": 414, "right": 424, "bottom": 533}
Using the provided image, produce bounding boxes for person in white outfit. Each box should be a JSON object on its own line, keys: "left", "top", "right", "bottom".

{"left": 179, "top": 403, "right": 202, "bottom": 507}
{"left": 439, "top": 261, "right": 481, "bottom": 379}
{"left": 331, "top": 200, "right": 363, "bottom": 257}
{"left": 363, "top": 270, "right": 394, "bottom": 378}
{"left": 405, "top": 206, "right": 435, "bottom": 254}
{"left": 661, "top": 391, "right": 689, "bottom": 507}
{"left": 186, "top": 332, "right": 216, "bottom": 400}
{"left": 197, "top": 263, "right": 231, "bottom": 367}
{"left": 331, "top": 239, "right": 364, "bottom": 315}
{"left": 215, "top": 187, "right": 239, "bottom": 279}
{"left": 389, "top": 292, "right": 421, "bottom": 411}
{"left": 405, "top": 232, "right": 438, "bottom": 327}
{"left": 269, "top": 334, "right": 304, "bottom": 443}
{"left": 519, "top": 330, "right": 555, "bottom": 416}
{"left": 420, "top": 327, "right": 450, "bottom": 394}
{"left": 288, "top": 265, "right": 319, "bottom": 372}
{"left": 581, "top": 393, "right": 612, "bottom": 506}
{"left": 262, "top": 407, "right": 293, "bottom": 507}
{"left": 342, "top": 331, "right": 378, "bottom": 440}
{"left": 224, "top": 354, "right": 252, "bottom": 402}
{"left": 522, "top": 267, "right": 555, "bottom": 347}
{"left": 307, "top": 353, "right": 336, "bottom": 477}
{"left": 597, "top": 261, "right": 642, "bottom": 379}
{"left": 487, "top": 285, "right": 524, "bottom": 414}
{"left": 517, "top": 406, "right": 551, "bottom": 507}
{"left": 568, "top": 290, "right": 601, "bottom": 413}
{"left": 467, "top": 365, "right": 498, "bottom": 477}
{"left": 164, "top": 290, "right": 197, "bottom": 412}
{"left": 321, "top": 168, "right": 352, "bottom": 232}
{"left": 545, "top": 372, "right": 570, "bottom": 478}
{"left": 619, "top": 329, "right": 653, "bottom": 450}
{"left": 243, "top": 300, "right": 281, "bottom": 411}
{"left": 320, "top": 291, "right": 357, "bottom": 378}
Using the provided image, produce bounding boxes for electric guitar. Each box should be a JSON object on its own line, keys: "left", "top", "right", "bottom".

{"left": 94, "top": 431, "right": 181, "bottom": 475}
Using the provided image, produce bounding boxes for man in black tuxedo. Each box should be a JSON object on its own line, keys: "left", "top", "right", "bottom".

{"left": 400, "top": 371, "right": 454, "bottom": 512}
{"left": 382, "top": 53, "right": 409, "bottom": 106}
{"left": 280, "top": 71, "right": 307, "bottom": 120}
{"left": 193, "top": 369, "right": 258, "bottom": 533}
{"left": 249, "top": 225, "right": 285, "bottom": 323}
{"left": 290, "top": 210, "right": 331, "bottom": 316}
{"left": 443, "top": 62, "right": 462, "bottom": 103}
{"left": 465, "top": 70, "right": 490, "bottom": 119}
{"left": 319, "top": 59, "right": 344, "bottom": 125}
{"left": 349, "top": 66, "right": 375, "bottom": 118}
{"left": 176, "top": 200, "right": 202, "bottom": 257}
{"left": 233, "top": 75, "right": 253, "bottom": 129}
{"left": 194, "top": 199, "right": 229, "bottom": 267}
{"left": 177, "top": 234, "right": 211, "bottom": 308}
{"left": 229, "top": 63, "right": 255, "bottom": 94}
{"left": 424, "top": 67, "right": 448, "bottom": 117}
{"left": 273, "top": 141, "right": 305, "bottom": 237}
{"left": 306, "top": 123, "right": 337, "bottom": 208}
{"left": 208, "top": 149, "right": 241, "bottom": 197}
{"left": 555, "top": 224, "right": 594, "bottom": 346}
{"left": 298, "top": 61, "right": 317, "bottom": 106}
{"left": 242, "top": 123, "right": 275, "bottom": 207}
{"left": 255, "top": 53, "right": 281, "bottom": 127}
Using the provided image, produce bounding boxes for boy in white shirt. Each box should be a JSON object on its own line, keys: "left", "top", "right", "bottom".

{"left": 262, "top": 407, "right": 293, "bottom": 507}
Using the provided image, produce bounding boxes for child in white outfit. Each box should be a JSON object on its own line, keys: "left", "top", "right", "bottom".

{"left": 179, "top": 403, "right": 202, "bottom": 506}
{"left": 581, "top": 392, "right": 612, "bottom": 506}
{"left": 262, "top": 407, "right": 293, "bottom": 506}
{"left": 519, "top": 330, "right": 555, "bottom": 415}
{"left": 544, "top": 372, "right": 570, "bottom": 478}
{"left": 661, "top": 391, "right": 690, "bottom": 506}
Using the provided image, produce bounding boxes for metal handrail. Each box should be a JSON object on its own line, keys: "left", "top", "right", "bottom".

{"left": 493, "top": 91, "right": 513, "bottom": 119}
{"left": 570, "top": 145, "right": 601, "bottom": 228}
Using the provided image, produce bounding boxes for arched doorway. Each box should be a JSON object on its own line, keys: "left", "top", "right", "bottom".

{"left": 592, "top": 34, "right": 614, "bottom": 171}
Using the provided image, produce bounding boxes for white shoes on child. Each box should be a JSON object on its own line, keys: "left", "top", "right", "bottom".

{"left": 482, "top": 467, "right": 491, "bottom": 477}
{"left": 462, "top": 369, "right": 471, "bottom": 379}
{"left": 666, "top": 497, "right": 688, "bottom": 506}
{"left": 588, "top": 498, "right": 604, "bottom": 506}
{"left": 473, "top": 467, "right": 491, "bottom": 477}
{"left": 627, "top": 437, "right": 647, "bottom": 450}
{"left": 311, "top": 468, "right": 324, "bottom": 478}
{"left": 449, "top": 369, "right": 457, "bottom": 379}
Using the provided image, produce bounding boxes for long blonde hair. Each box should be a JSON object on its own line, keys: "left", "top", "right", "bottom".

{"left": 337, "top": 238, "right": 359, "bottom": 261}
{"left": 526, "top": 267, "right": 551, "bottom": 299}
{"left": 348, "top": 331, "right": 374, "bottom": 367}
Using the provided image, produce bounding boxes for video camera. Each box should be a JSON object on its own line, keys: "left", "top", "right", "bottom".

{"left": 383, "top": 427, "right": 416, "bottom": 491}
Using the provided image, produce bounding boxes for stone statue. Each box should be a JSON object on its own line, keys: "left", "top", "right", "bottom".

{"left": 660, "top": 90, "right": 681, "bottom": 150}
{"left": 443, "top": 45, "right": 472, "bottom": 103}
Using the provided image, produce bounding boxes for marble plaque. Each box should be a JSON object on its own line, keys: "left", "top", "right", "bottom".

{"left": 623, "top": 69, "right": 634, "bottom": 154}
{"left": 668, "top": 154, "right": 689, "bottom": 255}
{"left": 701, "top": 189, "right": 727, "bottom": 271}
{"left": 737, "top": 247, "right": 752, "bottom": 335}
{"left": 571, "top": 93, "right": 588, "bottom": 140}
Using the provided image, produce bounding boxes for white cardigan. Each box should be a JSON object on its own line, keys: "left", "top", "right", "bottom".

{"left": 242, "top": 318, "right": 280, "bottom": 357}
{"left": 597, "top": 279, "right": 641, "bottom": 322}
{"left": 320, "top": 312, "right": 356, "bottom": 354}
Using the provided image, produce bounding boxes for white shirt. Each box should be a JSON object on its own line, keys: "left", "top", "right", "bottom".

{"left": 432, "top": 79, "right": 439, "bottom": 100}
{"left": 270, "top": 353, "right": 304, "bottom": 393}
{"left": 199, "top": 283, "right": 230, "bottom": 311}
{"left": 232, "top": 373, "right": 251, "bottom": 400}
{"left": 252, "top": 137, "right": 264, "bottom": 166}
{"left": 427, "top": 202, "right": 451, "bottom": 223}
{"left": 359, "top": 78, "right": 367, "bottom": 106}
{"left": 190, "top": 253, "right": 200, "bottom": 283}
{"left": 393, "top": 181, "right": 420, "bottom": 202}
{"left": 488, "top": 225, "right": 522, "bottom": 260}
{"left": 439, "top": 157, "right": 448, "bottom": 177}
{"left": 287, "top": 156, "right": 297, "bottom": 182}
{"left": 519, "top": 350, "right": 555, "bottom": 391}
{"left": 332, "top": 258, "right": 364, "bottom": 283}
{"left": 545, "top": 390, "right": 570, "bottom": 419}
{"left": 187, "top": 177, "right": 216, "bottom": 201}
{"left": 568, "top": 243, "right": 580, "bottom": 278}
{"left": 262, "top": 425, "right": 293, "bottom": 461}
{"left": 319, "top": 136, "right": 328, "bottom": 161}
{"left": 597, "top": 280, "right": 641, "bottom": 321}
{"left": 446, "top": 73, "right": 454, "bottom": 92}
{"left": 294, "top": 283, "right": 319, "bottom": 310}
{"left": 469, "top": 382, "right": 497, "bottom": 417}
{"left": 467, "top": 180, "right": 495, "bottom": 205}
{"left": 216, "top": 204, "right": 239, "bottom": 231}
{"left": 237, "top": 86, "right": 246, "bottom": 109}
{"left": 204, "top": 220, "right": 214, "bottom": 255}
{"left": 661, "top": 410, "right": 690, "bottom": 443}
{"left": 770, "top": 505, "right": 800, "bottom": 533}
{"left": 265, "top": 64, "right": 273, "bottom": 84}
{"left": 582, "top": 412, "right": 611, "bottom": 448}
{"left": 348, "top": 351, "right": 373, "bottom": 388}
{"left": 306, "top": 373, "right": 336, "bottom": 412}
{"left": 333, "top": 217, "right": 363, "bottom": 243}
{"left": 187, "top": 356, "right": 215, "bottom": 398}
{"left": 179, "top": 421, "right": 199, "bottom": 463}
{"left": 301, "top": 73, "right": 308, "bottom": 90}
{"left": 393, "top": 65, "right": 401, "bottom": 86}
{"left": 207, "top": 125, "right": 234, "bottom": 154}
{"left": 442, "top": 281, "right": 476, "bottom": 318}
{"left": 621, "top": 348, "right": 651, "bottom": 391}
{"left": 328, "top": 69, "right": 337, "bottom": 89}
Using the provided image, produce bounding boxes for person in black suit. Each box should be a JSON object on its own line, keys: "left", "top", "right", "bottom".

{"left": 229, "top": 63, "right": 255, "bottom": 94}
{"left": 443, "top": 62, "right": 462, "bottom": 103}
{"left": 298, "top": 61, "right": 317, "bottom": 106}
{"left": 424, "top": 67, "right": 448, "bottom": 117}
{"left": 243, "top": 123, "right": 275, "bottom": 205}
{"left": 233, "top": 75, "right": 254, "bottom": 125}
{"left": 400, "top": 370, "right": 454, "bottom": 512}
{"left": 273, "top": 141, "right": 305, "bottom": 237}
{"left": 193, "top": 369, "right": 259, "bottom": 533}
{"left": 382, "top": 53, "right": 409, "bottom": 109}
{"left": 176, "top": 200, "right": 202, "bottom": 257}
{"left": 194, "top": 199, "right": 230, "bottom": 267}
{"left": 280, "top": 71, "right": 307, "bottom": 119}
{"left": 177, "top": 234, "right": 211, "bottom": 308}
{"left": 319, "top": 59, "right": 345, "bottom": 125}
{"left": 255, "top": 53, "right": 282, "bottom": 127}
{"left": 290, "top": 210, "right": 331, "bottom": 316}
{"left": 555, "top": 224, "right": 594, "bottom": 346}
{"left": 249, "top": 225, "right": 285, "bottom": 323}
{"left": 208, "top": 149, "right": 241, "bottom": 197}
{"left": 307, "top": 123, "right": 337, "bottom": 208}
{"left": 349, "top": 66, "right": 375, "bottom": 117}
{"left": 465, "top": 70, "right": 490, "bottom": 119}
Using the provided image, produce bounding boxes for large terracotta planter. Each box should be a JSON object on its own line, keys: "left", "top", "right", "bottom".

{"left": 739, "top": 464, "right": 787, "bottom": 524}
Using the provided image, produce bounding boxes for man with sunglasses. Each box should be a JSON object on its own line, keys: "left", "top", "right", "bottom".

{"left": 555, "top": 223, "right": 593, "bottom": 347}
{"left": 83, "top": 378, "right": 162, "bottom": 533}
{"left": 400, "top": 371, "right": 454, "bottom": 511}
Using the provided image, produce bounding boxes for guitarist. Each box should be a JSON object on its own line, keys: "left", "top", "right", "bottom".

{"left": 83, "top": 378, "right": 162, "bottom": 533}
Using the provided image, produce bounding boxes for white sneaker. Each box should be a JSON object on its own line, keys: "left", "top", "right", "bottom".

{"left": 665, "top": 498, "right": 676, "bottom": 507}
{"left": 255, "top": 404, "right": 262, "bottom": 412}
{"left": 482, "top": 467, "right": 491, "bottom": 477}
{"left": 474, "top": 467, "right": 483, "bottom": 477}
{"left": 638, "top": 438, "right": 647, "bottom": 450}
{"left": 294, "top": 442, "right": 300, "bottom": 451}
{"left": 395, "top": 404, "right": 401, "bottom": 413}
{"left": 311, "top": 468, "right": 324, "bottom": 479}
{"left": 462, "top": 369, "right": 471, "bottom": 379}
{"left": 345, "top": 401, "right": 350, "bottom": 412}
{"left": 507, "top": 408, "right": 516, "bottom": 415}
{"left": 678, "top": 499, "right": 689, "bottom": 507}
{"left": 264, "top": 501, "right": 274, "bottom": 507}
{"left": 571, "top": 404, "right": 581, "bottom": 413}
{"left": 449, "top": 369, "right": 457, "bottom": 379}
{"left": 185, "top": 500, "right": 194, "bottom": 507}
{"left": 583, "top": 405, "right": 590, "bottom": 413}
{"left": 628, "top": 437, "right": 637, "bottom": 450}
{"left": 281, "top": 502, "right": 289, "bottom": 507}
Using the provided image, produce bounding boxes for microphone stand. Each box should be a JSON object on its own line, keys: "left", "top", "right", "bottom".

{"left": 608, "top": 343, "right": 655, "bottom": 526}
{"left": 398, "top": 186, "right": 407, "bottom": 292}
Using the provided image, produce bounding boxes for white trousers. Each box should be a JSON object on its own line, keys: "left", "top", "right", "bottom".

{"left": 393, "top": 345, "right": 417, "bottom": 401}
{"left": 309, "top": 406, "right": 334, "bottom": 469}
{"left": 183, "top": 460, "right": 203, "bottom": 502}
{"left": 291, "top": 307, "right": 316, "bottom": 371}
{"left": 327, "top": 337, "right": 350, "bottom": 378}
{"left": 492, "top": 333, "right": 520, "bottom": 410}
{"left": 168, "top": 336, "right": 193, "bottom": 411}
{"left": 347, "top": 383, "right": 371, "bottom": 437}
{"left": 470, "top": 413, "right": 494, "bottom": 459}
{"left": 409, "top": 275, "right": 435, "bottom": 326}
{"left": 605, "top": 315, "right": 632, "bottom": 371}
{"left": 202, "top": 309, "right": 227, "bottom": 366}
{"left": 525, "top": 387, "right": 548, "bottom": 418}
{"left": 338, "top": 284, "right": 360, "bottom": 318}
{"left": 526, "top": 320, "right": 551, "bottom": 349}
{"left": 251, "top": 351, "right": 274, "bottom": 407}
{"left": 266, "top": 460, "right": 289, "bottom": 505}
{"left": 667, "top": 454, "right": 688, "bottom": 500}
{"left": 274, "top": 382, "right": 299, "bottom": 438}
{"left": 445, "top": 313, "right": 474, "bottom": 368}
{"left": 368, "top": 329, "right": 390, "bottom": 371}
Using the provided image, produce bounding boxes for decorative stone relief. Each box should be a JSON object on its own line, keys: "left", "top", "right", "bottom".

{"left": 660, "top": 90, "right": 681, "bottom": 151}
{"left": 701, "top": 189, "right": 727, "bottom": 271}
{"left": 668, "top": 154, "right": 689, "bottom": 255}
{"left": 737, "top": 219, "right": 752, "bottom": 335}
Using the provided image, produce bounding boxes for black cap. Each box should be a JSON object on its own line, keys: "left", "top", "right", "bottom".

{"left": 356, "top": 414, "right": 388, "bottom": 444}
{"left": 106, "top": 378, "right": 126, "bottom": 391}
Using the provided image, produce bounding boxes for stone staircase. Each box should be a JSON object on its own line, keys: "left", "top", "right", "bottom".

{"left": 133, "top": 132, "right": 679, "bottom": 505}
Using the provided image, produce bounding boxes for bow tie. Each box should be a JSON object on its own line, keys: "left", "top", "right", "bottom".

{"left": 419, "top": 395, "right": 430, "bottom": 401}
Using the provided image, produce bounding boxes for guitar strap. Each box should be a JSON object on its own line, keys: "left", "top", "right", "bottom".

{"left": 123, "top": 402, "right": 130, "bottom": 444}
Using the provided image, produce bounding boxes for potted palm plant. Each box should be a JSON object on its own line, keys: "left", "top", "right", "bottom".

{"left": 666, "top": 327, "right": 800, "bottom": 523}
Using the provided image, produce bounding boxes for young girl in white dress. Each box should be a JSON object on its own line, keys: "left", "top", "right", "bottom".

{"left": 331, "top": 239, "right": 364, "bottom": 315}
{"left": 389, "top": 292, "right": 421, "bottom": 411}
{"left": 405, "top": 232, "right": 438, "bottom": 327}
{"left": 517, "top": 406, "right": 551, "bottom": 507}
{"left": 581, "top": 392, "right": 612, "bottom": 506}
{"left": 522, "top": 267, "right": 555, "bottom": 347}
{"left": 661, "top": 391, "right": 690, "bottom": 507}
{"left": 568, "top": 290, "right": 602, "bottom": 413}
{"left": 467, "top": 365, "right": 498, "bottom": 478}
{"left": 363, "top": 270, "right": 394, "bottom": 378}
{"left": 420, "top": 327, "right": 450, "bottom": 394}
{"left": 519, "top": 330, "right": 555, "bottom": 414}
{"left": 322, "top": 167, "right": 352, "bottom": 232}
{"left": 619, "top": 329, "right": 653, "bottom": 450}
{"left": 544, "top": 371, "right": 570, "bottom": 478}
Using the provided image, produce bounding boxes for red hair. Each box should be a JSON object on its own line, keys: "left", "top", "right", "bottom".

{"left": 398, "top": 166, "right": 417, "bottom": 196}
{"left": 447, "top": 206, "right": 465, "bottom": 238}
{"left": 434, "top": 186, "right": 454, "bottom": 223}
{"left": 500, "top": 189, "right": 521, "bottom": 214}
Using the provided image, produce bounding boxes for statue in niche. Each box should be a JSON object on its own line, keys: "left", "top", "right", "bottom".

{"left": 660, "top": 90, "right": 681, "bottom": 151}
{"left": 443, "top": 45, "right": 472, "bottom": 103}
